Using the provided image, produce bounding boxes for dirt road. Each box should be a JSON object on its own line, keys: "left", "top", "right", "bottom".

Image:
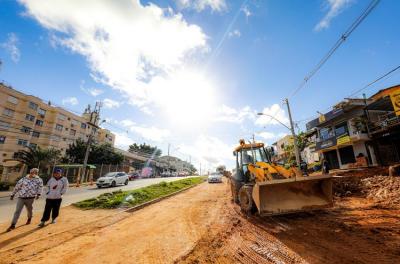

{"left": 1, "top": 179, "right": 399, "bottom": 264}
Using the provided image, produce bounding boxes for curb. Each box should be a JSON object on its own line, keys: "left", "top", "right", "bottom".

{"left": 123, "top": 181, "right": 203, "bottom": 213}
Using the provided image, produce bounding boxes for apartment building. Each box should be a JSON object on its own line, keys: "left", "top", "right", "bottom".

{"left": 0, "top": 83, "right": 115, "bottom": 181}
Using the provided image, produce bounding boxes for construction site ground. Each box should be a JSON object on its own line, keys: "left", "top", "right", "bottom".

{"left": 0, "top": 177, "right": 399, "bottom": 264}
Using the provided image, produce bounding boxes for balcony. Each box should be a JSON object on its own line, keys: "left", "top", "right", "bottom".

{"left": 369, "top": 111, "right": 400, "bottom": 134}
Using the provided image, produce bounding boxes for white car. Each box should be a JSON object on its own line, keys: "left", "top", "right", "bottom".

{"left": 96, "top": 172, "right": 129, "bottom": 188}
{"left": 208, "top": 172, "right": 223, "bottom": 183}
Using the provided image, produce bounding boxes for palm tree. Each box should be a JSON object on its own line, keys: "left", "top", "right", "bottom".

{"left": 15, "top": 146, "right": 61, "bottom": 171}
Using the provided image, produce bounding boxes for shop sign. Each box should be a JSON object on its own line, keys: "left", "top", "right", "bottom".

{"left": 337, "top": 135, "right": 351, "bottom": 145}
{"left": 390, "top": 89, "right": 400, "bottom": 116}
{"left": 316, "top": 137, "right": 337, "bottom": 151}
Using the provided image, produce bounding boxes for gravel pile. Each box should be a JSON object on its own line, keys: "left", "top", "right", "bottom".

{"left": 361, "top": 176, "right": 400, "bottom": 207}
{"left": 334, "top": 175, "right": 400, "bottom": 208}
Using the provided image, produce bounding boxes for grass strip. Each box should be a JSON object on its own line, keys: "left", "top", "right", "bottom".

{"left": 73, "top": 177, "right": 206, "bottom": 209}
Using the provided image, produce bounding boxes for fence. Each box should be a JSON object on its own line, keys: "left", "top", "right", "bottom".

{"left": 59, "top": 164, "right": 130, "bottom": 184}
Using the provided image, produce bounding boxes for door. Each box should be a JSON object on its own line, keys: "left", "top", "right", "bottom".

{"left": 338, "top": 146, "right": 356, "bottom": 165}
{"left": 324, "top": 150, "right": 340, "bottom": 169}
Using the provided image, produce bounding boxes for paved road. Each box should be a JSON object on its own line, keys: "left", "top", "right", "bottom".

{"left": 0, "top": 177, "right": 190, "bottom": 224}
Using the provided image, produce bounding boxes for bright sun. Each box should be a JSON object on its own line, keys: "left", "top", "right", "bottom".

{"left": 153, "top": 69, "right": 218, "bottom": 128}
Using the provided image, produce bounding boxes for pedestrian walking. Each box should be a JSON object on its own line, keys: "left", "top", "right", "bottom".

{"left": 38, "top": 169, "right": 68, "bottom": 227}
{"left": 7, "top": 168, "right": 43, "bottom": 232}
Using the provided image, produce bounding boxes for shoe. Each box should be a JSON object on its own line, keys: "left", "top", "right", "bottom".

{"left": 38, "top": 221, "right": 45, "bottom": 227}
{"left": 6, "top": 225, "right": 15, "bottom": 232}
{"left": 51, "top": 219, "right": 56, "bottom": 224}
{"left": 26, "top": 218, "right": 31, "bottom": 225}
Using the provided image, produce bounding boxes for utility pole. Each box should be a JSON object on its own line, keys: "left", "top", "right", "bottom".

{"left": 79, "top": 102, "right": 102, "bottom": 186}
{"left": 284, "top": 98, "right": 301, "bottom": 169}
{"left": 199, "top": 163, "right": 202, "bottom": 176}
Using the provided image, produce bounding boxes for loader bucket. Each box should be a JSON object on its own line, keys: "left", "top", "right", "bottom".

{"left": 252, "top": 175, "right": 333, "bottom": 216}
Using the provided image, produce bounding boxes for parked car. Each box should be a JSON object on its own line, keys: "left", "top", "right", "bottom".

{"left": 127, "top": 172, "right": 139, "bottom": 181}
{"left": 161, "top": 171, "right": 171, "bottom": 177}
{"left": 208, "top": 172, "right": 222, "bottom": 183}
{"left": 96, "top": 172, "right": 129, "bottom": 188}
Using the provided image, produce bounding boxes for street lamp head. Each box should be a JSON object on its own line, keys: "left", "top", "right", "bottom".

{"left": 257, "top": 112, "right": 263, "bottom": 115}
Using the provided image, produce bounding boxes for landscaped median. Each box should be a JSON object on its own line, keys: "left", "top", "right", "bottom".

{"left": 73, "top": 177, "right": 206, "bottom": 209}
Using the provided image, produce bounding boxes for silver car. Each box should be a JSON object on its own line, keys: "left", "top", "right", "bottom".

{"left": 96, "top": 172, "right": 129, "bottom": 188}
{"left": 208, "top": 172, "right": 222, "bottom": 183}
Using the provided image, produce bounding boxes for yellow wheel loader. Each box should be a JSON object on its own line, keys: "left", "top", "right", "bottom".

{"left": 230, "top": 140, "right": 333, "bottom": 216}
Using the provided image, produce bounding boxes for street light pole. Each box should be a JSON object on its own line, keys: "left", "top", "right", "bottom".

{"left": 284, "top": 98, "right": 301, "bottom": 169}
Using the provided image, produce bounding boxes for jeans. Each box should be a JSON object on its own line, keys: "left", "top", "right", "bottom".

{"left": 41, "top": 198, "right": 62, "bottom": 222}
{"left": 12, "top": 198, "right": 34, "bottom": 225}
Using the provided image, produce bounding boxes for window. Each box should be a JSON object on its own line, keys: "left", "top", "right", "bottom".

{"left": 3, "top": 108, "right": 14, "bottom": 117}
{"left": 335, "top": 122, "right": 348, "bottom": 137}
{"left": 29, "top": 101, "right": 38, "bottom": 110}
{"left": 81, "top": 123, "right": 87, "bottom": 129}
{"left": 7, "top": 96, "right": 18, "bottom": 104}
{"left": 21, "top": 126, "right": 31, "bottom": 134}
{"left": 71, "top": 119, "right": 79, "bottom": 127}
{"left": 17, "top": 139, "right": 29, "bottom": 146}
{"left": 25, "top": 114, "right": 35, "bottom": 122}
{"left": 70, "top": 129, "right": 76, "bottom": 136}
{"left": 55, "top": 124, "right": 63, "bottom": 131}
{"left": 57, "top": 113, "right": 66, "bottom": 121}
{"left": 32, "top": 131, "right": 40, "bottom": 138}
{"left": 50, "top": 135, "right": 61, "bottom": 142}
{"left": 0, "top": 136, "right": 5, "bottom": 144}
{"left": 36, "top": 120, "right": 44, "bottom": 126}
{"left": 320, "top": 127, "right": 334, "bottom": 140}
{"left": 38, "top": 108, "right": 46, "bottom": 116}
{"left": 29, "top": 143, "right": 37, "bottom": 149}
{"left": 0, "top": 121, "right": 11, "bottom": 130}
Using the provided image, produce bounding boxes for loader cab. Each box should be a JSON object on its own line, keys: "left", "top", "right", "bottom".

{"left": 233, "top": 142, "right": 271, "bottom": 183}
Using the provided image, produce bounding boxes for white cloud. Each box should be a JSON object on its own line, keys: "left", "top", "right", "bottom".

{"left": 19, "top": 0, "right": 208, "bottom": 112}
{"left": 214, "top": 104, "right": 255, "bottom": 124}
{"left": 103, "top": 98, "right": 121, "bottom": 109}
{"left": 113, "top": 131, "right": 135, "bottom": 150}
{"left": 62, "top": 97, "right": 78, "bottom": 106}
{"left": 130, "top": 126, "right": 171, "bottom": 142}
{"left": 228, "top": 29, "right": 241, "bottom": 38}
{"left": 314, "top": 0, "right": 353, "bottom": 31}
{"left": 255, "top": 104, "right": 289, "bottom": 127}
{"left": 119, "top": 119, "right": 136, "bottom": 127}
{"left": 176, "top": 0, "right": 227, "bottom": 12}
{"left": 87, "top": 88, "right": 104, "bottom": 97}
{"left": 257, "top": 131, "right": 287, "bottom": 141}
{"left": 1, "top": 33, "right": 20, "bottom": 63}
{"left": 178, "top": 134, "right": 233, "bottom": 166}
{"left": 242, "top": 5, "right": 252, "bottom": 19}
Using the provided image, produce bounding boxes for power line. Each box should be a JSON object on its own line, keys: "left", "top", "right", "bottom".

{"left": 288, "top": 0, "right": 380, "bottom": 98}
{"left": 347, "top": 65, "right": 400, "bottom": 97}
{"left": 295, "top": 64, "right": 400, "bottom": 125}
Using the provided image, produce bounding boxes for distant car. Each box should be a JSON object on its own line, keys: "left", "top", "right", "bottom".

{"left": 127, "top": 172, "right": 139, "bottom": 181}
{"left": 161, "top": 171, "right": 171, "bottom": 177}
{"left": 96, "top": 172, "right": 129, "bottom": 188}
{"left": 208, "top": 172, "right": 222, "bottom": 183}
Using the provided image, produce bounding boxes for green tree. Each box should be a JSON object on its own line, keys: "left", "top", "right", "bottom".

{"left": 128, "top": 143, "right": 162, "bottom": 157}
{"left": 89, "top": 143, "right": 124, "bottom": 164}
{"left": 64, "top": 138, "right": 86, "bottom": 163}
{"left": 15, "top": 146, "right": 61, "bottom": 170}
{"left": 64, "top": 139, "right": 123, "bottom": 164}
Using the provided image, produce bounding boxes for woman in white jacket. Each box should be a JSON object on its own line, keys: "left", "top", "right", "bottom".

{"left": 38, "top": 169, "right": 68, "bottom": 227}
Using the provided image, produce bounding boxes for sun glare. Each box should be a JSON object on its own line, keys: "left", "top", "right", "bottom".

{"left": 154, "top": 70, "right": 218, "bottom": 128}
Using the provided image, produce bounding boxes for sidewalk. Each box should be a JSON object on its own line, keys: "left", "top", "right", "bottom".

{"left": 0, "top": 182, "right": 97, "bottom": 198}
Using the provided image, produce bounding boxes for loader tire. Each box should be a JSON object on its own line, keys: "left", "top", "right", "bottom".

{"left": 230, "top": 180, "right": 240, "bottom": 204}
{"left": 238, "top": 185, "right": 255, "bottom": 214}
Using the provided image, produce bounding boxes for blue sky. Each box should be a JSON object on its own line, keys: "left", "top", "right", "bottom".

{"left": 1, "top": 0, "right": 399, "bottom": 171}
